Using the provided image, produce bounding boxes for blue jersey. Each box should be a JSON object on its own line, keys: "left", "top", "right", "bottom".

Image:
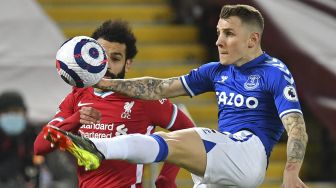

{"left": 181, "top": 52, "right": 302, "bottom": 157}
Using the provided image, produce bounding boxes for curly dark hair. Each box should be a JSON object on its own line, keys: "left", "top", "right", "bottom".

{"left": 91, "top": 20, "right": 138, "bottom": 59}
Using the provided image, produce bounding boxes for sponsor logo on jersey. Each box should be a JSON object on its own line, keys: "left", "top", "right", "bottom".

{"left": 79, "top": 123, "right": 129, "bottom": 138}
{"left": 216, "top": 91, "right": 259, "bottom": 109}
{"left": 244, "top": 75, "right": 260, "bottom": 90}
{"left": 115, "top": 124, "right": 128, "bottom": 136}
{"left": 218, "top": 76, "right": 228, "bottom": 83}
{"left": 80, "top": 123, "right": 114, "bottom": 130}
{"left": 283, "top": 85, "right": 298, "bottom": 101}
{"left": 77, "top": 101, "right": 93, "bottom": 107}
{"left": 121, "top": 101, "right": 134, "bottom": 119}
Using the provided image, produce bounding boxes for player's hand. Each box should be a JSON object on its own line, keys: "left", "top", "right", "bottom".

{"left": 79, "top": 107, "right": 101, "bottom": 124}
{"left": 282, "top": 171, "right": 308, "bottom": 188}
{"left": 155, "top": 175, "right": 177, "bottom": 188}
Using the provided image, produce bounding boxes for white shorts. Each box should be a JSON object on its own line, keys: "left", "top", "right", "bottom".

{"left": 192, "top": 128, "right": 267, "bottom": 188}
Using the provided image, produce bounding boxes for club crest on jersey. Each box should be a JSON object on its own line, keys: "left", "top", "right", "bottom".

{"left": 283, "top": 85, "right": 298, "bottom": 102}
{"left": 159, "top": 98, "right": 167, "bottom": 104}
{"left": 121, "top": 101, "right": 134, "bottom": 119}
{"left": 244, "top": 75, "right": 260, "bottom": 90}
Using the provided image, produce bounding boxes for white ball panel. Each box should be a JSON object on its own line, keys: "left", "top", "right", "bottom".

{"left": 55, "top": 36, "right": 107, "bottom": 87}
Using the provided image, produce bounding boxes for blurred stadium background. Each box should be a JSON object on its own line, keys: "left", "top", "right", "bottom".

{"left": 0, "top": 0, "right": 335, "bottom": 187}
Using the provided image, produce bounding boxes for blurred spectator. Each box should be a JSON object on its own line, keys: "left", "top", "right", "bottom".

{"left": 169, "top": 0, "right": 203, "bottom": 24}
{"left": 169, "top": 0, "right": 225, "bottom": 61}
{"left": 0, "top": 91, "right": 77, "bottom": 188}
{"left": 39, "top": 151, "right": 77, "bottom": 188}
{"left": 196, "top": 1, "right": 224, "bottom": 61}
{"left": 0, "top": 91, "right": 39, "bottom": 188}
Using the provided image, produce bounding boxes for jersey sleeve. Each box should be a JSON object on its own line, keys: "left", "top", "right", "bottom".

{"left": 155, "top": 162, "right": 179, "bottom": 188}
{"left": 266, "top": 63, "right": 302, "bottom": 118}
{"left": 34, "top": 89, "right": 81, "bottom": 155}
{"left": 180, "top": 62, "right": 217, "bottom": 97}
{"left": 144, "top": 99, "right": 195, "bottom": 131}
{"left": 48, "top": 91, "right": 76, "bottom": 125}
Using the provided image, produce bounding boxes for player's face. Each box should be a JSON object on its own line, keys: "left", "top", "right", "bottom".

{"left": 216, "top": 16, "right": 251, "bottom": 66}
{"left": 97, "top": 38, "right": 132, "bottom": 79}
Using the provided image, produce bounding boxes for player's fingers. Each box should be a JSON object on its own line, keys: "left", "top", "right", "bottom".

{"left": 89, "top": 108, "right": 101, "bottom": 120}
{"left": 91, "top": 109, "right": 101, "bottom": 120}
{"left": 80, "top": 106, "right": 98, "bottom": 114}
{"left": 79, "top": 107, "right": 93, "bottom": 115}
{"left": 79, "top": 119, "right": 91, "bottom": 125}
{"left": 80, "top": 107, "right": 101, "bottom": 121}
{"left": 79, "top": 119, "right": 93, "bottom": 125}
{"left": 80, "top": 114, "right": 98, "bottom": 124}
{"left": 79, "top": 111, "right": 91, "bottom": 119}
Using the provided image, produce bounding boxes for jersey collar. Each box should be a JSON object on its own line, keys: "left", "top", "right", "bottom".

{"left": 235, "top": 52, "right": 268, "bottom": 70}
{"left": 93, "top": 90, "right": 114, "bottom": 98}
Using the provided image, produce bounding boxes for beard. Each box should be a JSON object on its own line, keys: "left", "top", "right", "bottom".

{"left": 104, "top": 64, "right": 126, "bottom": 79}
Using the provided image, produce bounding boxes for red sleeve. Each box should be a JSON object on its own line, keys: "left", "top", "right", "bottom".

{"left": 155, "top": 163, "right": 179, "bottom": 188}
{"left": 144, "top": 99, "right": 195, "bottom": 131}
{"left": 34, "top": 90, "right": 81, "bottom": 155}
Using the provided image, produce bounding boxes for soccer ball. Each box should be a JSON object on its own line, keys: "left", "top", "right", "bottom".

{"left": 56, "top": 36, "right": 108, "bottom": 88}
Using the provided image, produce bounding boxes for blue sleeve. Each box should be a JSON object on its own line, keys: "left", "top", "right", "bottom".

{"left": 266, "top": 63, "right": 302, "bottom": 118}
{"left": 180, "top": 62, "right": 217, "bottom": 97}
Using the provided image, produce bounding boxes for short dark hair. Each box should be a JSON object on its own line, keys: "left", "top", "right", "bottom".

{"left": 220, "top": 4, "right": 264, "bottom": 33}
{"left": 0, "top": 91, "right": 26, "bottom": 113}
{"left": 91, "top": 20, "right": 138, "bottom": 59}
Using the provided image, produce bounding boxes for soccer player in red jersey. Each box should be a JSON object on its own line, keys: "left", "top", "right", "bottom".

{"left": 34, "top": 20, "right": 195, "bottom": 188}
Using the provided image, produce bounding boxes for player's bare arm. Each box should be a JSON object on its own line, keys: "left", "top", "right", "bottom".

{"left": 281, "top": 112, "right": 308, "bottom": 187}
{"left": 96, "top": 76, "right": 188, "bottom": 100}
{"left": 282, "top": 113, "right": 308, "bottom": 165}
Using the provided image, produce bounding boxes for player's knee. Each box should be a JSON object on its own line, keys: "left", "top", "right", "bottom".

{"left": 153, "top": 131, "right": 170, "bottom": 139}
{"left": 153, "top": 132, "right": 179, "bottom": 157}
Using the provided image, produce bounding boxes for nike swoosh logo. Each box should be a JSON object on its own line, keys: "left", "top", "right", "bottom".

{"left": 78, "top": 101, "right": 93, "bottom": 107}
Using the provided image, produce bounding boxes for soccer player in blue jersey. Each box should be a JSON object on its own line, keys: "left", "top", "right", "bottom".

{"left": 45, "top": 4, "right": 308, "bottom": 188}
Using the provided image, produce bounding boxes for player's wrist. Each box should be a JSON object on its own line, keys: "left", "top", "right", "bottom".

{"left": 283, "top": 162, "right": 301, "bottom": 175}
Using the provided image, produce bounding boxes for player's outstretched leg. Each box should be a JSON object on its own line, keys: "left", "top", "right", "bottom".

{"left": 44, "top": 126, "right": 207, "bottom": 177}
{"left": 43, "top": 125, "right": 105, "bottom": 171}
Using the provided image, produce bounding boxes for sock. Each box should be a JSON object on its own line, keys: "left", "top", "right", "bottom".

{"left": 150, "top": 134, "right": 169, "bottom": 162}
{"left": 90, "top": 134, "right": 168, "bottom": 163}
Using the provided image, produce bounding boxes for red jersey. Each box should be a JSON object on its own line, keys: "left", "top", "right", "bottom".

{"left": 36, "top": 87, "right": 194, "bottom": 188}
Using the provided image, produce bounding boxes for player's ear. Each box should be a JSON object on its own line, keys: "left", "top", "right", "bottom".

{"left": 125, "top": 59, "right": 133, "bottom": 73}
{"left": 248, "top": 32, "right": 260, "bottom": 48}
